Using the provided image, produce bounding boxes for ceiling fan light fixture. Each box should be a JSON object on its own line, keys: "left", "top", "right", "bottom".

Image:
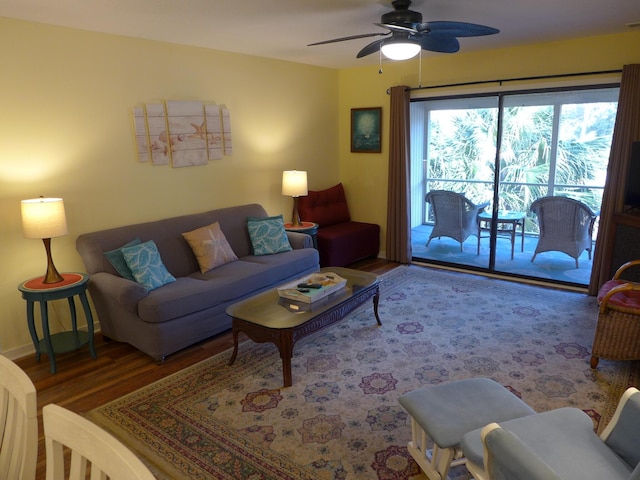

{"left": 380, "top": 40, "right": 421, "bottom": 60}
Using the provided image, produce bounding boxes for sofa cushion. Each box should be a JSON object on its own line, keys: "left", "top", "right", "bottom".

{"left": 298, "top": 183, "right": 351, "bottom": 227}
{"left": 247, "top": 215, "right": 292, "bottom": 255}
{"left": 122, "top": 240, "right": 176, "bottom": 291}
{"left": 182, "top": 222, "right": 238, "bottom": 273}
{"left": 239, "top": 248, "right": 320, "bottom": 283}
{"left": 104, "top": 238, "right": 141, "bottom": 281}
{"left": 137, "top": 251, "right": 318, "bottom": 324}
{"left": 598, "top": 279, "right": 640, "bottom": 312}
{"left": 137, "top": 276, "right": 232, "bottom": 323}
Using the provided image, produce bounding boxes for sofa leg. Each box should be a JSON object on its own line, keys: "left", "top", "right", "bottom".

{"left": 155, "top": 356, "right": 166, "bottom": 365}
{"left": 590, "top": 355, "right": 599, "bottom": 369}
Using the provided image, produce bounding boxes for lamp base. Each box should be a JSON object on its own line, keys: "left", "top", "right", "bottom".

{"left": 42, "top": 238, "right": 64, "bottom": 284}
{"left": 291, "top": 197, "right": 303, "bottom": 227}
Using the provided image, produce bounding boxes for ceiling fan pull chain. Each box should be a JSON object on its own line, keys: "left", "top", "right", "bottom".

{"left": 418, "top": 49, "right": 422, "bottom": 87}
{"left": 379, "top": 49, "right": 383, "bottom": 74}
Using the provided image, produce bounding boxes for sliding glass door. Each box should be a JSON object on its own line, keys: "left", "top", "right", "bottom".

{"left": 410, "top": 96, "right": 498, "bottom": 271}
{"left": 410, "top": 86, "right": 618, "bottom": 286}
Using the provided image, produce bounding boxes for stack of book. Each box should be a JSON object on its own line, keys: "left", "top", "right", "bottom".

{"left": 277, "top": 272, "right": 347, "bottom": 304}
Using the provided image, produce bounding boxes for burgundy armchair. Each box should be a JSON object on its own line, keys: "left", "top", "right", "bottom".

{"left": 298, "top": 183, "right": 380, "bottom": 267}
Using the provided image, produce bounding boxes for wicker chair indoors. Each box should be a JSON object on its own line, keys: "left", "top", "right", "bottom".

{"left": 591, "top": 260, "right": 640, "bottom": 368}
{"left": 530, "top": 196, "right": 598, "bottom": 268}
{"left": 425, "top": 190, "right": 488, "bottom": 252}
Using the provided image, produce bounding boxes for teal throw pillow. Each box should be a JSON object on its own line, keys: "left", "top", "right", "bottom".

{"left": 122, "top": 240, "right": 176, "bottom": 291}
{"left": 247, "top": 215, "right": 292, "bottom": 256}
{"left": 104, "top": 238, "right": 142, "bottom": 281}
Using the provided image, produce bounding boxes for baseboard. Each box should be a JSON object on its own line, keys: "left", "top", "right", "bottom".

{"left": 2, "top": 325, "right": 102, "bottom": 361}
{"left": 411, "top": 259, "right": 588, "bottom": 293}
{"left": 2, "top": 343, "right": 36, "bottom": 361}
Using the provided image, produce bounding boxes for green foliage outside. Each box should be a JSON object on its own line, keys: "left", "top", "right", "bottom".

{"left": 424, "top": 99, "right": 617, "bottom": 234}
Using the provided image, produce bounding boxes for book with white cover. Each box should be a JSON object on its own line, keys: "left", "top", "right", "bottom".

{"left": 277, "top": 272, "right": 347, "bottom": 304}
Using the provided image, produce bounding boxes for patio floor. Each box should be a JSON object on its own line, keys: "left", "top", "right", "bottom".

{"left": 411, "top": 224, "right": 593, "bottom": 287}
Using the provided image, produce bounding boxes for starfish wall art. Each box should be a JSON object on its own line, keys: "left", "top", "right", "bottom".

{"left": 132, "top": 100, "right": 232, "bottom": 167}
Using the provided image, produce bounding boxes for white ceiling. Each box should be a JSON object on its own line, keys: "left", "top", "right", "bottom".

{"left": 1, "top": 0, "right": 639, "bottom": 69}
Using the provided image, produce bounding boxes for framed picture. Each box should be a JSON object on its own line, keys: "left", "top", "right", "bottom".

{"left": 351, "top": 107, "right": 382, "bottom": 153}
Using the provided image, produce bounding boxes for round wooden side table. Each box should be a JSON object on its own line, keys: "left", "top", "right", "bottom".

{"left": 284, "top": 221, "right": 319, "bottom": 249}
{"left": 18, "top": 272, "right": 97, "bottom": 374}
{"left": 477, "top": 211, "right": 526, "bottom": 260}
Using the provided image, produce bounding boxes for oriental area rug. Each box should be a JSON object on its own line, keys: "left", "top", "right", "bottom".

{"left": 87, "top": 265, "right": 639, "bottom": 480}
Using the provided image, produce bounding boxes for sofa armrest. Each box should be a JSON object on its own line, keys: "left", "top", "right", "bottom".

{"left": 90, "top": 272, "right": 148, "bottom": 307}
{"left": 287, "top": 231, "right": 313, "bottom": 249}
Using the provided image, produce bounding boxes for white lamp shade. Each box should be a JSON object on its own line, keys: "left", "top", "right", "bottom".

{"left": 282, "top": 171, "right": 308, "bottom": 197}
{"left": 381, "top": 41, "right": 421, "bottom": 60}
{"left": 21, "top": 197, "right": 68, "bottom": 239}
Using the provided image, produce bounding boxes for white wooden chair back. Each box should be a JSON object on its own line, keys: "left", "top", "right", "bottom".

{"left": 43, "top": 404, "right": 156, "bottom": 480}
{"left": 0, "top": 354, "right": 37, "bottom": 480}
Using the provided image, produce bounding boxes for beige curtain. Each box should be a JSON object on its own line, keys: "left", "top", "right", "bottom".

{"left": 589, "top": 64, "right": 640, "bottom": 295}
{"left": 386, "top": 85, "right": 412, "bottom": 264}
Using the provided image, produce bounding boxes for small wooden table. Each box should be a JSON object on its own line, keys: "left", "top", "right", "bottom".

{"left": 18, "top": 273, "right": 97, "bottom": 374}
{"left": 226, "top": 267, "right": 380, "bottom": 387}
{"left": 284, "top": 221, "right": 319, "bottom": 249}
{"left": 477, "top": 211, "right": 526, "bottom": 260}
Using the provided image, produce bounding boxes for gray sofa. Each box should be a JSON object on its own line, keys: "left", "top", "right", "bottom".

{"left": 76, "top": 204, "right": 320, "bottom": 361}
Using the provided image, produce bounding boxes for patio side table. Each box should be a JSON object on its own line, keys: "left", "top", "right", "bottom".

{"left": 18, "top": 272, "right": 97, "bottom": 374}
{"left": 477, "top": 211, "right": 526, "bottom": 260}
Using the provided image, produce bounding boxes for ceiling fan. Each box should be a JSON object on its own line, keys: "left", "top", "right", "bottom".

{"left": 308, "top": 0, "right": 499, "bottom": 60}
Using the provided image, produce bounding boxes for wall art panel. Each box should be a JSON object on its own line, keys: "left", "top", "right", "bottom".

{"left": 146, "top": 103, "right": 170, "bottom": 165}
{"left": 166, "top": 100, "right": 208, "bottom": 168}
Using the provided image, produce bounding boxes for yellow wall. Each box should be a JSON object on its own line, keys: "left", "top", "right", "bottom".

{"left": 1, "top": 16, "right": 639, "bottom": 358}
{"left": 0, "top": 18, "right": 339, "bottom": 357}
{"left": 338, "top": 31, "right": 640, "bottom": 254}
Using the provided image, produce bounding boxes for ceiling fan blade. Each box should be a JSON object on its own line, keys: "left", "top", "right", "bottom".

{"left": 308, "top": 32, "right": 389, "bottom": 46}
{"left": 356, "top": 39, "right": 386, "bottom": 58}
{"left": 308, "top": 1, "right": 498, "bottom": 58}
{"left": 414, "top": 34, "right": 460, "bottom": 53}
{"left": 417, "top": 21, "right": 500, "bottom": 37}
{"left": 374, "top": 22, "right": 417, "bottom": 34}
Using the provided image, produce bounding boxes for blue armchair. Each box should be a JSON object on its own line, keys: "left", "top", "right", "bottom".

{"left": 461, "top": 387, "right": 640, "bottom": 480}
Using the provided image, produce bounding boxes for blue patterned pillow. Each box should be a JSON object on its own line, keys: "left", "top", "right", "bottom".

{"left": 122, "top": 240, "right": 176, "bottom": 291}
{"left": 247, "top": 215, "right": 292, "bottom": 256}
{"left": 104, "top": 238, "right": 141, "bottom": 281}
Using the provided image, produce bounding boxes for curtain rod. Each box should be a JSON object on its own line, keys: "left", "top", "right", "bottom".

{"left": 387, "top": 68, "right": 623, "bottom": 94}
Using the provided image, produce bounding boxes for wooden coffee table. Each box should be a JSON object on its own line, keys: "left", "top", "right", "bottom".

{"left": 226, "top": 267, "right": 381, "bottom": 387}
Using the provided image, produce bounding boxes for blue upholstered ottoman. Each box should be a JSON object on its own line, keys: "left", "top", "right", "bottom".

{"left": 398, "top": 378, "right": 535, "bottom": 480}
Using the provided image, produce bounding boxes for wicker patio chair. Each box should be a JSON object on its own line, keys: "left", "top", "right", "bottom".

{"left": 425, "top": 190, "right": 488, "bottom": 252}
{"left": 591, "top": 260, "right": 640, "bottom": 368}
{"left": 530, "top": 196, "right": 598, "bottom": 268}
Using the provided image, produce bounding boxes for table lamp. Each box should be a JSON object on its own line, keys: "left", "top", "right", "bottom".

{"left": 21, "top": 197, "right": 68, "bottom": 284}
{"left": 282, "top": 170, "right": 308, "bottom": 227}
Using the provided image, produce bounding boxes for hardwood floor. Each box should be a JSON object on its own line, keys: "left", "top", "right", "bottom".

{"left": 14, "top": 258, "right": 400, "bottom": 479}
